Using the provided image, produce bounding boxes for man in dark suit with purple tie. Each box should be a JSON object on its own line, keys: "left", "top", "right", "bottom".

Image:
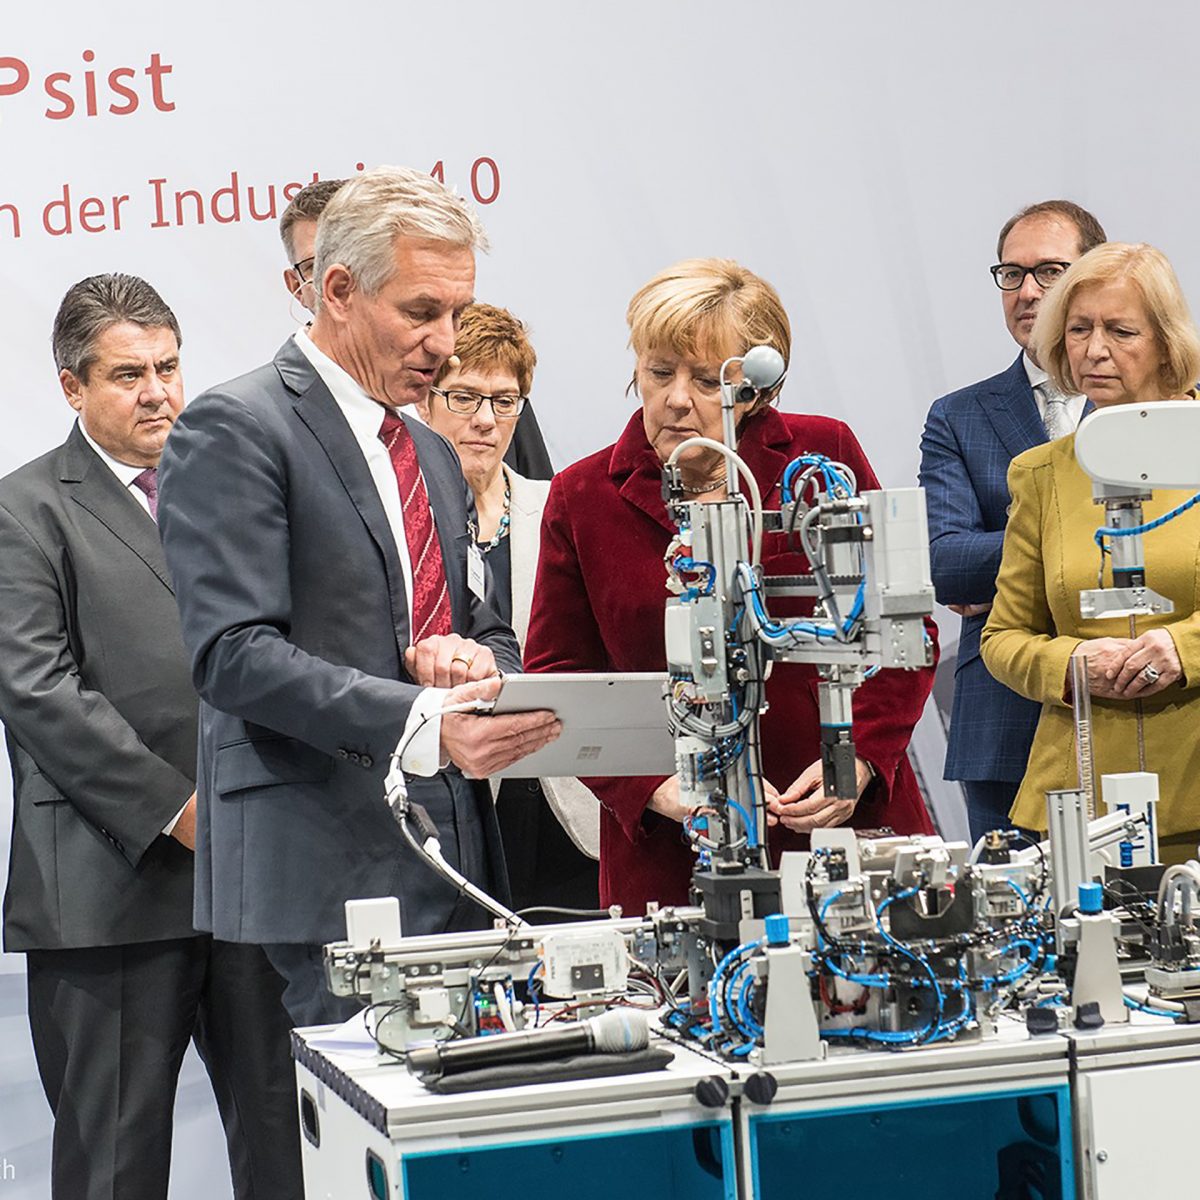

{"left": 0, "top": 274, "right": 301, "bottom": 1199}
{"left": 919, "top": 201, "right": 1106, "bottom": 840}
{"left": 159, "top": 167, "right": 559, "bottom": 1026}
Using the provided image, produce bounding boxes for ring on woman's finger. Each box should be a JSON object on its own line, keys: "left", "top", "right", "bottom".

{"left": 1141, "top": 663, "right": 1161, "bottom": 684}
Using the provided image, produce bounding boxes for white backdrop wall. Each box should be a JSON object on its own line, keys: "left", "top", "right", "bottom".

{"left": 1, "top": 2, "right": 1196, "bottom": 1194}
{"left": 5, "top": 2, "right": 1198, "bottom": 482}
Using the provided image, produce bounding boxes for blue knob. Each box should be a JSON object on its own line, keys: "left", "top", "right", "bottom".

{"left": 1078, "top": 882, "right": 1104, "bottom": 915}
{"left": 764, "top": 913, "right": 790, "bottom": 946}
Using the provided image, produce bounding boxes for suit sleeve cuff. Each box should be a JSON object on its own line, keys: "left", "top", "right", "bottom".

{"left": 1165, "top": 620, "right": 1200, "bottom": 689}
{"left": 162, "top": 800, "right": 189, "bottom": 837}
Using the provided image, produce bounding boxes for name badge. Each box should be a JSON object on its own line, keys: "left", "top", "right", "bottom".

{"left": 467, "top": 542, "right": 487, "bottom": 601}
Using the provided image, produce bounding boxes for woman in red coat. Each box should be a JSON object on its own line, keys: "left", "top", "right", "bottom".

{"left": 524, "top": 259, "right": 936, "bottom": 915}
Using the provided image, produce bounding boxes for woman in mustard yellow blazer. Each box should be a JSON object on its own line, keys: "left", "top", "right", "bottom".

{"left": 981, "top": 243, "right": 1200, "bottom": 855}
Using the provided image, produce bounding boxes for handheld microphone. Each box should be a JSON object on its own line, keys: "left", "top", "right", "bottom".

{"left": 405, "top": 1008, "right": 649, "bottom": 1078}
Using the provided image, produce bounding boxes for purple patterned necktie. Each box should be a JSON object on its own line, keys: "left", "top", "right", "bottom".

{"left": 132, "top": 467, "right": 158, "bottom": 522}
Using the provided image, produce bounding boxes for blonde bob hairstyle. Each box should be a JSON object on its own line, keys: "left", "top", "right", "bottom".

{"left": 1032, "top": 242, "right": 1200, "bottom": 399}
{"left": 626, "top": 259, "right": 791, "bottom": 413}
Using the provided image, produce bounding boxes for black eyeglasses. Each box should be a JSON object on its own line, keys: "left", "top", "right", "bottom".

{"left": 292, "top": 257, "right": 316, "bottom": 283}
{"left": 990, "top": 261, "right": 1071, "bottom": 291}
{"left": 430, "top": 388, "right": 527, "bottom": 420}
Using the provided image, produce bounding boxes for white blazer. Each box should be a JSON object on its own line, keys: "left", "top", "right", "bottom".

{"left": 497, "top": 466, "right": 601, "bottom": 860}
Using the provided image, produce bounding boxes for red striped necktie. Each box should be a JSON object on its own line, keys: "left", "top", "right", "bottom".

{"left": 378, "top": 410, "right": 453, "bottom": 642}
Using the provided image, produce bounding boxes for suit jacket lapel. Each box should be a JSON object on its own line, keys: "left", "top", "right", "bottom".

{"left": 280, "top": 340, "right": 411, "bottom": 647}
{"left": 979, "top": 354, "right": 1046, "bottom": 460}
{"left": 61, "top": 424, "right": 173, "bottom": 592}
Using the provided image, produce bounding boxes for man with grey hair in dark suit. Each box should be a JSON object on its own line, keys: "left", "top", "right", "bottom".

{"left": 280, "top": 176, "right": 557, "bottom": 481}
{"left": 159, "top": 166, "right": 561, "bottom": 1027}
{"left": 0, "top": 274, "right": 302, "bottom": 1200}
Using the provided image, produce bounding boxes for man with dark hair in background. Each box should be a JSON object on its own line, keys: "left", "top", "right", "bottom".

{"left": 920, "top": 201, "right": 1107, "bottom": 840}
{"left": 281, "top": 177, "right": 347, "bottom": 313}
{"left": 0, "top": 274, "right": 302, "bottom": 1200}
{"left": 280, "top": 176, "right": 557, "bottom": 480}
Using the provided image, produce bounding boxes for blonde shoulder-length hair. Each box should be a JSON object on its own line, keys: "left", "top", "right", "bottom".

{"left": 1031, "top": 242, "right": 1200, "bottom": 397}
{"left": 626, "top": 259, "right": 791, "bottom": 413}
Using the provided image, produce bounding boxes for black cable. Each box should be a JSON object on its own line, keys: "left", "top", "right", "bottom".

{"left": 396, "top": 804, "right": 480, "bottom": 910}
{"left": 445, "top": 923, "right": 521, "bottom": 1042}
{"left": 386, "top": 686, "right": 501, "bottom": 801}
{"left": 389, "top": 696, "right": 521, "bottom": 927}
{"left": 514, "top": 905, "right": 612, "bottom": 920}
{"left": 651, "top": 964, "right": 688, "bottom": 1015}
{"left": 386, "top": 705, "right": 442, "bottom": 786}
{"left": 1101, "top": 880, "right": 1158, "bottom": 940}
{"left": 805, "top": 852, "right": 846, "bottom": 953}
{"left": 1003, "top": 829, "right": 1049, "bottom": 900}
{"left": 363, "top": 998, "right": 417, "bottom": 1062}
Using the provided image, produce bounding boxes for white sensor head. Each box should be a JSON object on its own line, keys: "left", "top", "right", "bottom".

{"left": 741, "top": 344, "right": 786, "bottom": 390}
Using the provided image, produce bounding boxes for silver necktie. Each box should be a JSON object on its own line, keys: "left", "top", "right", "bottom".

{"left": 1040, "top": 383, "right": 1073, "bottom": 440}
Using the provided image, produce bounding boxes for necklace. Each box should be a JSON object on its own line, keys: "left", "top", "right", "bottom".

{"left": 681, "top": 472, "right": 727, "bottom": 495}
{"left": 478, "top": 477, "right": 512, "bottom": 553}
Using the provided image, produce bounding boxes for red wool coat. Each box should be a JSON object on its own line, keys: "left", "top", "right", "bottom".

{"left": 524, "top": 407, "right": 937, "bottom": 915}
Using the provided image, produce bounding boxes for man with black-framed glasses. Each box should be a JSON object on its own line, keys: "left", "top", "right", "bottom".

{"left": 919, "top": 200, "right": 1106, "bottom": 841}
{"left": 280, "top": 177, "right": 346, "bottom": 314}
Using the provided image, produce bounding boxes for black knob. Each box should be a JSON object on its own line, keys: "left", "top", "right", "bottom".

{"left": 744, "top": 1072, "right": 778, "bottom": 1105}
{"left": 1074, "top": 1001, "right": 1105, "bottom": 1030}
{"left": 1025, "top": 1007, "right": 1059, "bottom": 1036}
{"left": 693, "top": 1076, "right": 729, "bottom": 1108}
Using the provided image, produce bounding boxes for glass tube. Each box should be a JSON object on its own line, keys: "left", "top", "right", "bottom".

{"left": 1071, "top": 652, "right": 1096, "bottom": 819}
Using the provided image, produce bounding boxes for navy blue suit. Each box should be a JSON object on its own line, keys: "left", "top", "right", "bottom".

{"left": 920, "top": 355, "right": 1049, "bottom": 836}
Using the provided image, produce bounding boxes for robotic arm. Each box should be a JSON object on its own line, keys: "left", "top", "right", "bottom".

{"left": 1074, "top": 401, "right": 1200, "bottom": 618}
{"left": 660, "top": 347, "right": 935, "bottom": 894}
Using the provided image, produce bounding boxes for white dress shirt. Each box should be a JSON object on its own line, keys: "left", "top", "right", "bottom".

{"left": 1023, "top": 353, "right": 1087, "bottom": 431}
{"left": 78, "top": 421, "right": 189, "bottom": 834}
{"left": 79, "top": 422, "right": 155, "bottom": 516}
{"left": 292, "top": 328, "right": 446, "bottom": 776}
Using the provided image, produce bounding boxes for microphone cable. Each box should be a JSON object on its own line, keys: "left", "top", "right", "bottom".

{"left": 384, "top": 692, "right": 527, "bottom": 929}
